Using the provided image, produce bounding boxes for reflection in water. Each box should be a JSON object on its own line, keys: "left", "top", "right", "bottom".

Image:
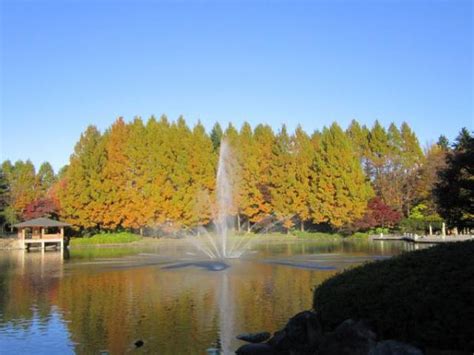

{"left": 0, "top": 240, "right": 416, "bottom": 353}
{"left": 162, "top": 261, "right": 230, "bottom": 272}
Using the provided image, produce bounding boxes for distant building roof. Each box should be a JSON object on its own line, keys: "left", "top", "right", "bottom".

{"left": 13, "top": 217, "right": 71, "bottom": 228}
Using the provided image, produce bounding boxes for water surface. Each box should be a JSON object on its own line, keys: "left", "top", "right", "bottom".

{"left": 0, "top": 239, "right": 417, "bottom": 354}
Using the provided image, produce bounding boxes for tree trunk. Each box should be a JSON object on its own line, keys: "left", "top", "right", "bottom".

{"left": 300, "top": 220, "right": 304, "bottom": 232}
{"left": 247, "top": 220, "right": 251, "bottom": 233}
{"left": 237, "top": 214, "right": 241, "bottom": 233}
{"left": 140, "top": 227, "right": 143, "bottom": 236}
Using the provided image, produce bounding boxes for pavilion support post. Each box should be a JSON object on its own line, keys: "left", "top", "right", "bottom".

{"left": 22, "top": 228, "right": 26, "bottom": 250}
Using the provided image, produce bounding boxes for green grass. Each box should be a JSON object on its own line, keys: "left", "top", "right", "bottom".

{"left": 313, "top": 241, "right": 474, "bottom": 351}
{"left": 70, "top": 247, "right": 142, "bottom": 259}
{"left": 291, "top": 231, "right": 344, "bottom": 239}
{"left": 70, "top": 232, "right": 142, "bottom": 246}
{"left": 346, "top": 232, "right": 369, "bottom": 239}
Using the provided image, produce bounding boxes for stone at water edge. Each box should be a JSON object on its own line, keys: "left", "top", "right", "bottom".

{"left": 235, "top": 343, "right": 276, "bottom": 354}
{"left": 265, "top": 311, "right": 322, "bottom": 353}
{"left": 334, "top": 319, "right": 376, "bottom": 341}
{"left": 266, "top": 329, "right": 291, "bottom": 352}
{"left": 134, "top": 339, "right": 144, "bottom": 348}
{"left": 318, "top": 319, "right": 377, "bottom": 355}
{"left": 369, "top": 340, "right": 423, "bottom": 355}
{"left": 237, "top": 332, "right": 272, "bottom": 343}
{"left": 285, "top": 310, "right": 323, "bottom": 352}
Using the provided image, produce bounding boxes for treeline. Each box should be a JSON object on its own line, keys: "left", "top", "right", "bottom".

{"left": 0, "top": 116, "right": 472, "bottom": 235}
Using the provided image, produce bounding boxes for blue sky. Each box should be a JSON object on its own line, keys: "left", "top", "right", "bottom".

{"left": 1, "top": 0, "right": 472, "bottom": 172}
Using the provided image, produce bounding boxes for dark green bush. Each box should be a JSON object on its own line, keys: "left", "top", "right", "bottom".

{"left": 70, "top": 232, "right": 141, "bottom": 246}
{"left": 313, "top": 241, "right": 474, "bottom": 351}
{"left": 398, "top": 217, "right": 443, "bottom": 234}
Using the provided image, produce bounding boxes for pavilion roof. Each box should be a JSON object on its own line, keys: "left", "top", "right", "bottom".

{"left": 13, "top": 217, "right": 71, "bottom": 228}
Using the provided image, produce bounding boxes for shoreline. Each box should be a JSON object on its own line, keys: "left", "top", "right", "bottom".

{"left": 0, "top": 233, "right": 356, "bottom": 251}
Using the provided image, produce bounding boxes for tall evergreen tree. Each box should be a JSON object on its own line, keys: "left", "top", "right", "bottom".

{"left": 0, "top": 167, "right": 9, "bottom": 229}
{"left": 270, "top": 125, "right": 297, "bottom": 232}
{"left": 238, "top": 122, "right": 259, "bottom": 231}
{"left": 251, "top": 124, "right": 275, "bottom": 225}
{"left": 57, "top": 126, "right": 106, "bottom": 230}
{"left": 186, "top": 121, "right": 216, "bottom": 228}
{"left": 310, "top": 123, "right": 372, "bottom": 228}
{"left": 223, "top": 123, "right": 242, "bottom": 228}
{"left": 37, "top": 162, "right": 56, "bottom": 195}
{"left": 346, "top": 120, "right": 369, "bottom": 161}
{"left": 437, "top": 135, "right": 449, "bottom": 150}
{"left": 99, "top": 117, "right": 130, "bottom": 229}
{"left": 122, "top": 117, "right": 152, "bottom": 233}
{"left": 10, "top": 160, "right": 39, "bottom": 219}
{"left": 146, "top": 115, "right": 171, "bottom": 228}
{"left": 434, "top": 129, "right": 474, "bottom": 229}
{"left": 210, "top": 122, "right": 223, "bottom": 152}
{"left": 292, "top": 126, "right": 313, "bottom": 231}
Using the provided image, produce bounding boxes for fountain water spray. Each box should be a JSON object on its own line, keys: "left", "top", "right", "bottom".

{"left": 189, "top": 139, "right": 253, "bottom": 259}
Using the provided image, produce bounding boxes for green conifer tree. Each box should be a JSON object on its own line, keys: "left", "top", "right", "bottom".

{"left": 57, "top": 126, "right": 106, "bottom": 230}
{"left": 251, "top": 124, "right": 275, "bottom": 225}
{"left": 270, "top": 125, "right": 297, "bottom": 232}
{"left": 293, "top": 126, "right": 313, "bottom": 231}
{"left": 37, "top": 162, "right": 56, "bottom": 195}
{"left": 310, "top": 123, "right": 372, "bottom": 228}
{"left": 210, "top": 122, "right": 223, "bottom": 152}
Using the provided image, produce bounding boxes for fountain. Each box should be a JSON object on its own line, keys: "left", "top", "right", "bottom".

{"left": 188, "top": 139, "right": 253, "bottom": 260}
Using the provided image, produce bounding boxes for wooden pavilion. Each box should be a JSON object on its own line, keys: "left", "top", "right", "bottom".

{"left": 14, "top": 217, "right": 70, "bottom": 251}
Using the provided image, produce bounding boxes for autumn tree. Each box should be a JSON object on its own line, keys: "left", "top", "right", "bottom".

{"left": 121, "top": 117, "right": 152, "bottom": 233}
{"left": 269, "top": 125, "right": 298, "bottom": 232}
{"left": 37, "top": 162, "right": 56, "bottom": 195}
{"left": 237, "top": 122, "right": 260, "bottom": 231}
{"left": 0, "top": 167, "right": 9, "bottom": 229}
{"left": 292, "top": 126, "right": 313, "bottom": 231}
{"left": 222, "top": 123, "right": 242, "bottom": 229}
{"left": 184, "top": 121, "right": 216, "bottom": 228}
{"left": 250, "top": 124, "right": 275, "bottom": 225}
{"left": 22, "top": 197, "right": 59, "bottom": 220}
{"left": 310, "top": 123, "right": 372, "bottom": 228}
{"left": 57, "top": 125, "right": 106, "bottom": 230}
{"left": 210, "top": 122, "right": 223, "bottom": 152}
{"left": 352, "top": 197, "right": 401, "bottom": 231}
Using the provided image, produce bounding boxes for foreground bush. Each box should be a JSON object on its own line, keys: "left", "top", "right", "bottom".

{"left": 313, "top": 241, "right": 474, "bottom": 351}
{"left": 70, "top": 232, "right": 141, "bottom": 246}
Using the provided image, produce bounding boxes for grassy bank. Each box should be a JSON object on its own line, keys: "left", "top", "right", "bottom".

{"left": 68, "top": 231, "right": 367, "bottom": 247}
{"left": 70, "top": 232, "right": 142, "bottom": 246}
{"left": 313, "top": 241, "right": 474, "bottom": 351}
{"left": 291, "top": 230, "right": 369, "bottom": 239}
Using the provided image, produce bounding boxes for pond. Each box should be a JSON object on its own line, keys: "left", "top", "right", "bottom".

{"left": 0, "top": 238, "right": 419, "bottom": 354}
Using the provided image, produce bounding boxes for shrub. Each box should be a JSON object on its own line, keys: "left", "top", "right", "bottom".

{"left": 350, "top": 232, "right": 369, "bottom": 239}
{"left": 398, "top": 217, "right": 443, "bottom": 234}
{"left": 313, "top": 241, "right": 474, "bottom": 351}
{"left": 292, "top": 231, "right": 343, "bottom": 239}
{"left": 70, "top": 232, "right": 141, "bottom": 246}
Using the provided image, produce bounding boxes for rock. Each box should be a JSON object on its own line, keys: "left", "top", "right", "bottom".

{"left": 265, "top": 311, "right": 322, "bottom": 354}
{"left": 369, "top": 340, "right": 423, "bottom": 355}
{"left": 237, "top": 332, "right": 272, "bottom": 343}
{"left": 267, "top": 329, "right": 291, "bottom": 352}
{"left": 335, "top": 319, "right": 376, "bottom": 341}
{"left": 318, "top": 319, "right": 376, "bottom": 355}
{"left": 285, "top": 311, "right": 323, "bottom": 352}
{"left": 235, "top": 343, "right": 277, "bottom": 354}
{"left": 134, "top": 340, "right": 144, "bottom": 348}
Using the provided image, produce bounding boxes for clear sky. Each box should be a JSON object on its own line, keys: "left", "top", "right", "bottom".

{"left": 1, "top": 0, "right": 472, "bottom": 172}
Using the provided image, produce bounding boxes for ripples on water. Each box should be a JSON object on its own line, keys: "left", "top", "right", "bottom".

{"left": 0, "top": 240, "right": 418, "bottom": 354}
